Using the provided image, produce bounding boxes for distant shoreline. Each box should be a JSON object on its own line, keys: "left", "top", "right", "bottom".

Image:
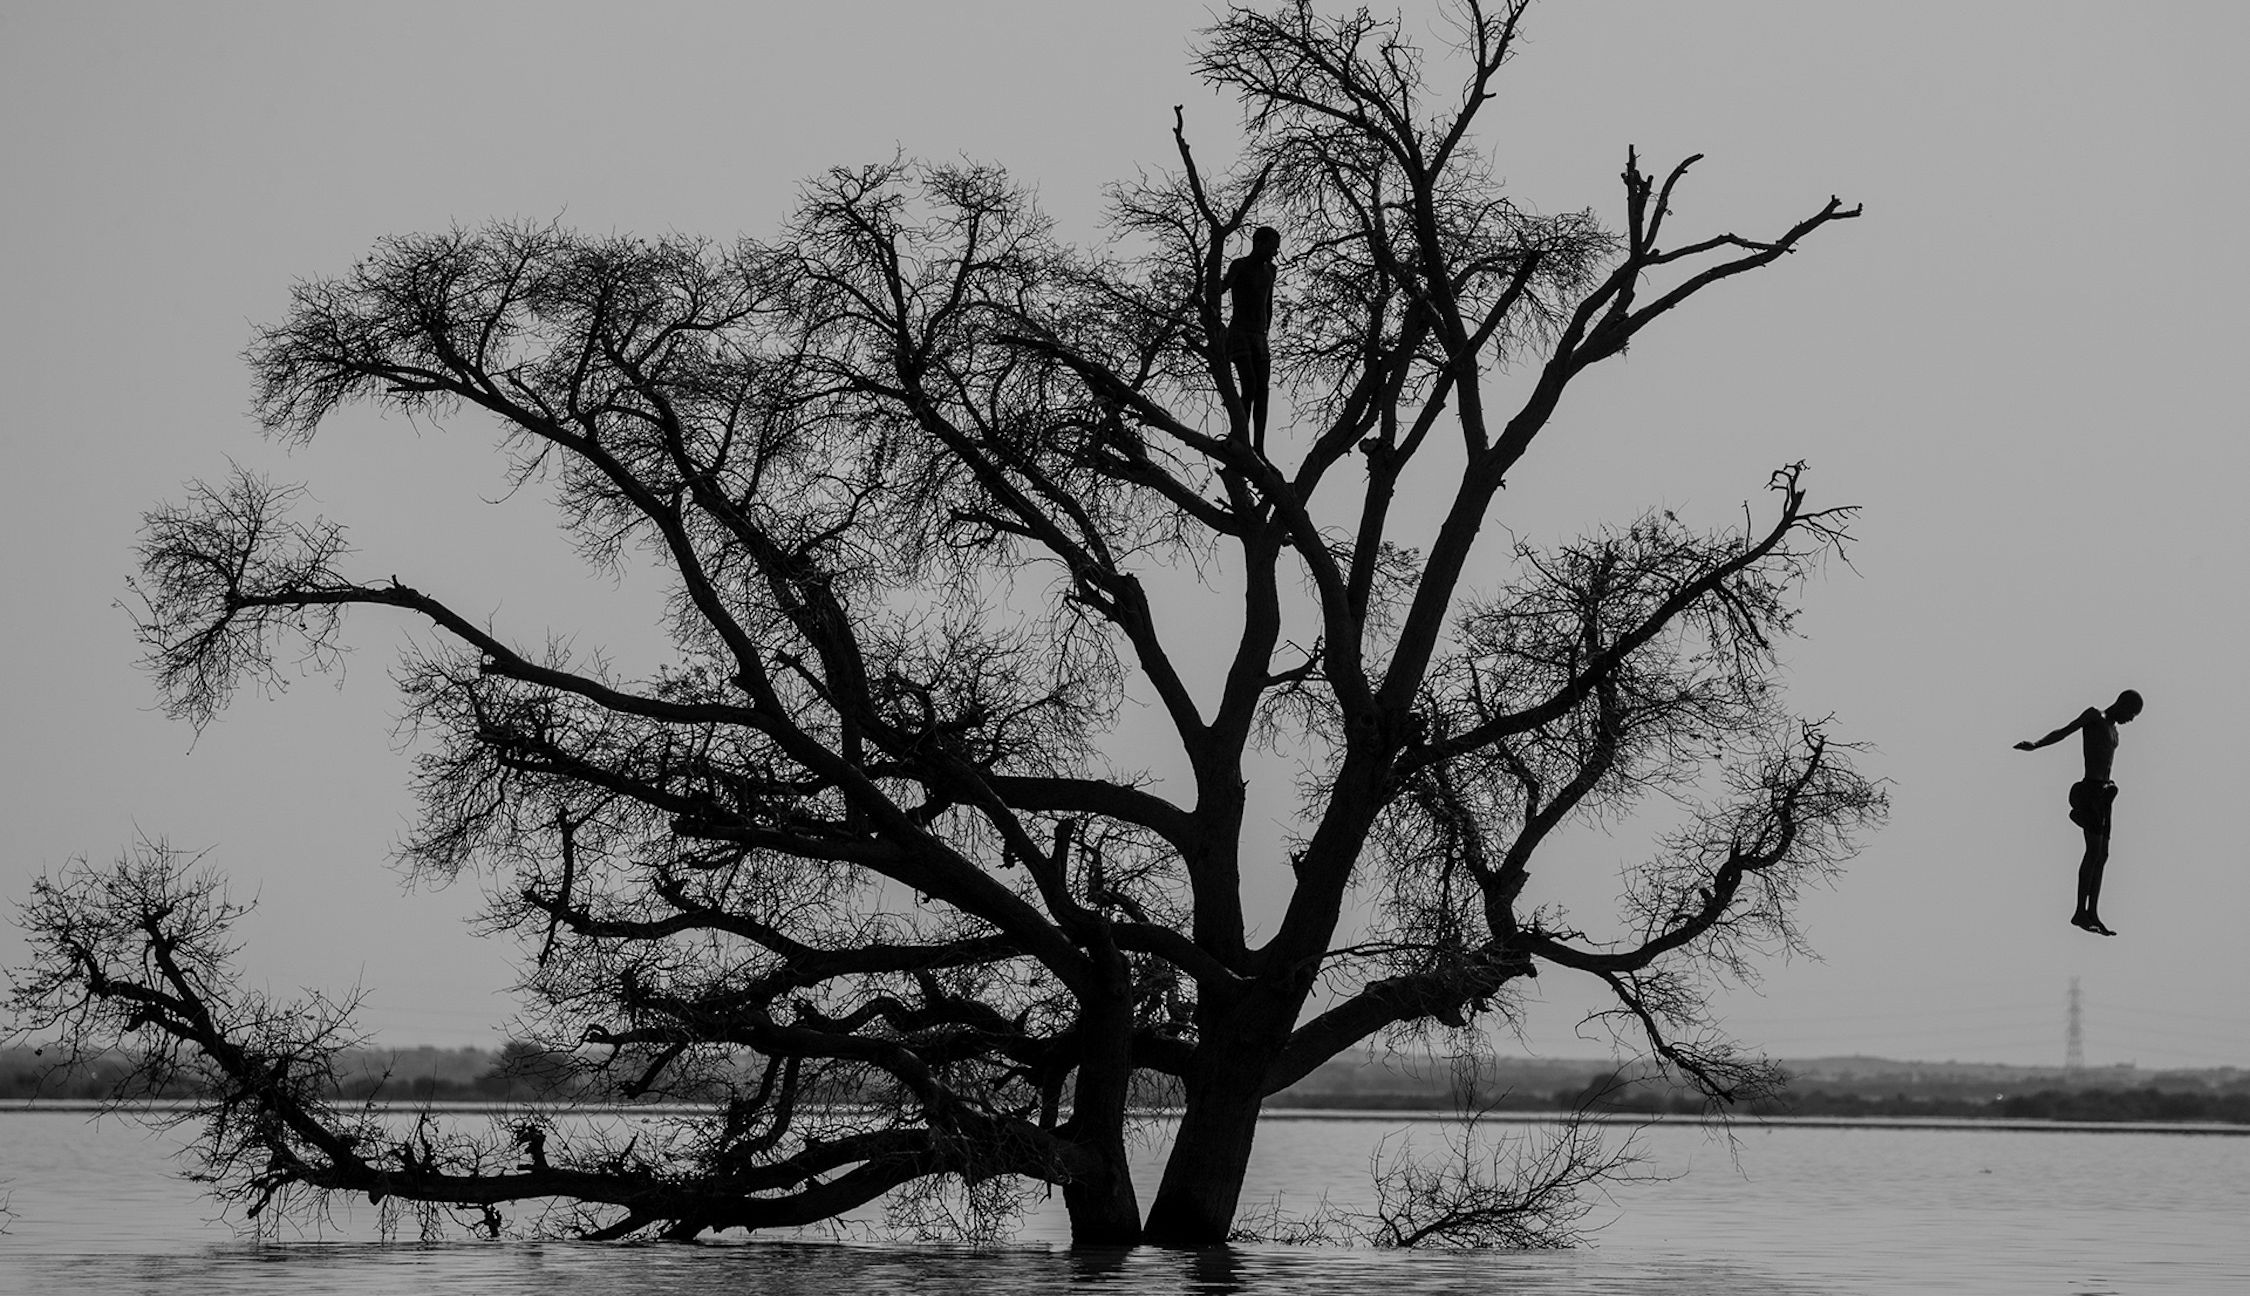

{"left": 12, "top": 1045, "right": 2246, "bottom": 1126}
{"left": 8, "top": 1098, "right": 2247, "bottom": 1136}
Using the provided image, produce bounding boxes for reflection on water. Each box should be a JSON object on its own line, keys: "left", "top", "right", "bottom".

{"left": 2, "top": 1238, "right": 1830, "bottom": 1296}
{"left": 3, "top": 1111, "right": 2246, "bottom": 1294}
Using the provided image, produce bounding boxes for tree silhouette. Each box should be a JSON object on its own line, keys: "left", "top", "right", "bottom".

{"left": 8, "top": 0, "right": 1880, "bottom": 1247}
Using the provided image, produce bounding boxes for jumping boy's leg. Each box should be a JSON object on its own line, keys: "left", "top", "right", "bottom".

{"left": 2074, "top": 828, "right": 2115, "bottom": 936}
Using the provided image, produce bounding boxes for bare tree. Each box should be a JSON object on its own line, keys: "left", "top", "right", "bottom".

{"left": 7, "top": 0, "right": 1880, "bottom": 1247}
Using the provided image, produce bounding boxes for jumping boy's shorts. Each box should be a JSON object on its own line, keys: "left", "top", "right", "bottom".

{"left": 2066, "top": 779, "right": 2117, "bottom": 831}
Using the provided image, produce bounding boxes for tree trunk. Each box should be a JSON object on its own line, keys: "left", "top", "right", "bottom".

{"left": 1063, "top": 948, "right": 1144, "bottom": 1245}
{"left": 1140, "top": 1072, "right": 1266, "bottom": 1245}
{"left": 1143, "top": 985, "right": 1305, "bottom": 1242}
{"left": 1063, "top": 1147, "right": 1144, "bottom": 1246}
{"left": 1135, "top": 911, "right": 1328, "bottom": 1246}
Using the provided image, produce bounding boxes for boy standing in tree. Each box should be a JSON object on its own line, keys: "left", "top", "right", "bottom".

{"left": 1222, "top": 225, "right": 1280, "bottom": 451}
{"left": 2015, "top": 689, "right": 2143, "bottom": 935}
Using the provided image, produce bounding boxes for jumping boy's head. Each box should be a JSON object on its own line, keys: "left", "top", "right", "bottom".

{"left": 2106, "top": 689, "right": 2143, "bottom": 723}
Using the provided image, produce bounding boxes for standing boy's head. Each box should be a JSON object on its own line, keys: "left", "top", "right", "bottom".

{"left": 1251, "top": 225, "right": 1281, "bottom": 257}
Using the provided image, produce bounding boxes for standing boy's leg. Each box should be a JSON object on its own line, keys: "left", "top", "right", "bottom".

{"left": 1242, "top": 345, "right": 1269, "bottom": 450}
{"left": 1229, "top": 348, "right": 1262, "bottom": 446}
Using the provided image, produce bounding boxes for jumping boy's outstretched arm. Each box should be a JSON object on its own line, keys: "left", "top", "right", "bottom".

{"left": 2016, "top": 709, "right": 2097, "bottom": 751}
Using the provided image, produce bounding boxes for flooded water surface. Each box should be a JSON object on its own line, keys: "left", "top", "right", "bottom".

{"left": 2, "top": 1109, "right": 2244, "bottom": 1294}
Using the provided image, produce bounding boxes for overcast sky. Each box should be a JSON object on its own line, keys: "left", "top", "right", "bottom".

{"left": 4, "top": 1, "right": 2245, "bottom": 1070}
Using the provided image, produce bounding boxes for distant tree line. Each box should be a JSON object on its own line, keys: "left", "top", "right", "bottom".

{"left": 1267, "top": 1059, "right": 2250, "bottom": 1125}
{"left": 1271, "top": 1079, "right": 2250, "bottom": 1125}
{"left": 12, "top": 1044, "right": 2246, "bottom": 1125}
{"left": 0, "top": 1043, "right": 592, "bottom": 1104}
{"left": 1569, "top": 1068, "right": 2250, "bottom": 1124}
{"left": 1747, "top": 1087, "right": 2250, "bottom": 1125}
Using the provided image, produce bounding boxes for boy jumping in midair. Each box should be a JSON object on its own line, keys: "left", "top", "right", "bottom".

{"left": 2015, "top": 689, "right": 2143, "bottom": 935}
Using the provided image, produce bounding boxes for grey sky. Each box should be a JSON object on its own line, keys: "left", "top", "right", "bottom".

{"left": 3, "top": 2, "right": 2244, "bottom": 1068}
